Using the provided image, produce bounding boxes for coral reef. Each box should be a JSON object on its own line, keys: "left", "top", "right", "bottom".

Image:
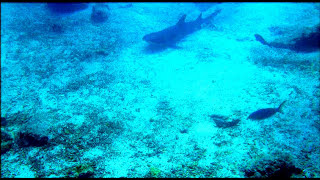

{"left": 67, "top": 163, "right": 95, "bottom": 178}
{"left": 145, "top": 166, "right": 162, "bottom": 178}
{"left": 244, "top": 158, "right": 303, "bottom": 178}
{"left": 17, "top": 132, "right": 49, "bottom": 147}
{"left": 209, "top": 114, "right": 240, "bottom": 128}
{"left": 1, "top": 130, "right": 14, "bottom": 154}
{"left": 1, "top": 117, "right": 8, "bottom": 126}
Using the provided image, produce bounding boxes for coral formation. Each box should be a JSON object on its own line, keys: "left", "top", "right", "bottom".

{"left": 244, "top": 158, "right": 303, "bottom": 178}
{"left": 67, "top": 163, "right": 95, "bottom": 178}
{"left": 1, "top": 130, "right": 14, "bottom": 154}
{"left": 17, "top": 132, "right": 49, "bottom": 147}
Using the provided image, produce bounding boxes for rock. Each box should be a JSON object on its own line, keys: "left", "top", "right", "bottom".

{"left": 244, "top": 158, "right": 303, "bottom": 178}
{"left": 78, "top": 170, "right": 94, "bottom": 178}
{"left": 91, "top": 4, "right": 110, "bottom": 23}
{"left": 209, "top": 114, "right": 240, "bottom": 128}
{"left": 1, "top": 117, "right": 7, "bottom": 126}
{"left": 17, "top": 132, "right": 49, "bottom": 147}
{"left": 50, "top": 24, "right": 64, "bottom": 33}
{"left": 68, "top": 164, "right": 95, "bottom": 178}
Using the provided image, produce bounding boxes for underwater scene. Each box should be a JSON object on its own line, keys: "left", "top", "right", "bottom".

{"left": 1, "top": 2, "right": 320, "bottom": 178}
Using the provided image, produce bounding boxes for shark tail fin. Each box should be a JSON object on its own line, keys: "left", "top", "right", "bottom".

{"left": 177, "top": 14, "right": 187, "bottom": 25}
{"left": 277, "top": 100, "right": 286, "bottom": 113}
{"left": 203, "top": 9, "right": 221, "bottom": 23}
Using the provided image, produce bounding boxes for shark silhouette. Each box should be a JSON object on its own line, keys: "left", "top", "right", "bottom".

{"left": 143, "top": 9, "right": 221, "bottom": 48}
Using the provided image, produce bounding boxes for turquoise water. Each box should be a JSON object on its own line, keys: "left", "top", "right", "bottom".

{"left": 1, "top": 2, "right": 319, "bottom": 178}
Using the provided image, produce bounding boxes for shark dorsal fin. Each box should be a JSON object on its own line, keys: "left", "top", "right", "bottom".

{"left": 196, "top": 13, "right": 202, "bottom": 21}
{"left": 177, "top": 14, "right": 187, "bottom": 25}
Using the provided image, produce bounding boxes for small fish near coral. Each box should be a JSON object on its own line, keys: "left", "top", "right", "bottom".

{"left": 248, "top": 101, "right": 286, "bottom": 120}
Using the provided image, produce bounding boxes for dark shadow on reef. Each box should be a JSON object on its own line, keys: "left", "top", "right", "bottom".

{"left": 143, "top": 44, "right": 172, "bottom": 54}
{"left": 244, "top": 158, "right": 303, "bottom": 178}
{"left": 46, "top": 3, "right": 89, "bottom": 15}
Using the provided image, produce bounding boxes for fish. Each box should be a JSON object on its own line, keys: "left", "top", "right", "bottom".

{"left": 248, "top": 101, "right": 286, "bottom": 120}
{"left": 143, "top": 9, "right": 221, "bottom": 48}
{"left": 254, "top": 25, "right": 320, "bottom": 53}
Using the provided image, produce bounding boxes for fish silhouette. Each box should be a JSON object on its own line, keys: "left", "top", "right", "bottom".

{"left": 248, "top": 101, "right": 286, "bottom": 120}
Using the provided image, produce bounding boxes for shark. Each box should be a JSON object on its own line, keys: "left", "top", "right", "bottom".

{"left": 142, "top": 9, "right": 221, "bottom": 48}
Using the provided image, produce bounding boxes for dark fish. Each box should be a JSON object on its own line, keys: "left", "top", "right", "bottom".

{"left": 248, "top": 101, "right": 286, "bottom": 120}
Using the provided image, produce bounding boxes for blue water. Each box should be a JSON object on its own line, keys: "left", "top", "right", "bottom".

{"left": 1, "top": 2, "right": 320, "bottom": 178}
